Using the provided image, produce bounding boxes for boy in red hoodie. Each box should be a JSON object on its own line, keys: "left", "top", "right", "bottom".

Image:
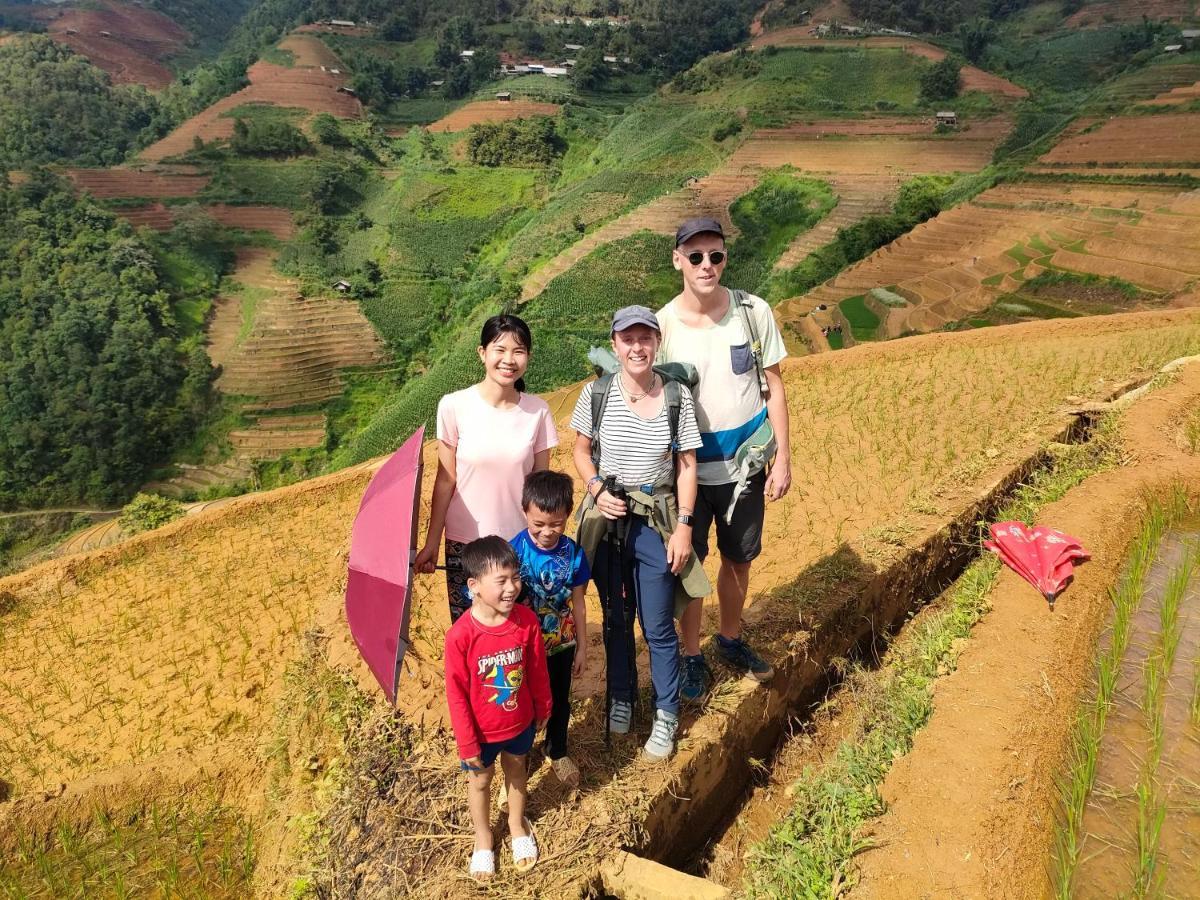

{"left": 444, "top": 535, "right": 551, "bottom": 879}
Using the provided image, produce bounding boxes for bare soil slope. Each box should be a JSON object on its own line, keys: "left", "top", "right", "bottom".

{"left": 45, "top": 0, "right": 188, "bottom": 89}
{"left": 140, "top": 37, "right": 362, "bottom": 162}
{"left": 427, "top": 99, "right": 562, "bottom": 133}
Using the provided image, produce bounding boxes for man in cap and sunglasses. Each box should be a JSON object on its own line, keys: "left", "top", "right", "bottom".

{"left": 655, "top": 217, "right": 791, "bottom": 699}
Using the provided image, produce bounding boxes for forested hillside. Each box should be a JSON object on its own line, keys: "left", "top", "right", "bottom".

{"left": 0, "top": 38, "right": 159, "bottom": 167}
{"left": 0, "top": 172, "right": 214, "bottom": 508}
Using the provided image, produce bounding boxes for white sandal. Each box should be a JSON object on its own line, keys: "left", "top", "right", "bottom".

{"left": 511, "top": 817, "right": 538, "bottom": 872}
{"left": 469, "top": 847, "right": 495, "bottom": 880}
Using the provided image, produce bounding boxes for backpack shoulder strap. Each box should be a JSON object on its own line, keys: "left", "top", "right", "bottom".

{"left": 590, "top": 373, "right": 614, "bottom": 470}
{"left": 664, "top": 378, "right": 683, "bottom": 451}
{"left": 732, "top": 288, "right": 770, "bottom": 399}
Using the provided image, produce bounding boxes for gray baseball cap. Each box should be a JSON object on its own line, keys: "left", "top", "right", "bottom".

{"left": 675, "top": 216, "right": 725, "bottom": 247}
{"left": 611, "top": 305, "right": 660, "bottom": 334}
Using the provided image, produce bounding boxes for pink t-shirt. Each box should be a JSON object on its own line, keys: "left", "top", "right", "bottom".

{"left": 437, "top": 386, "right": 559, "bottom": 542}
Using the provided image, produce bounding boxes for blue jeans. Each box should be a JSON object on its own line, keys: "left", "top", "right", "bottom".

{"left": 593, "top": 516, "right": 681, "bottom": 716}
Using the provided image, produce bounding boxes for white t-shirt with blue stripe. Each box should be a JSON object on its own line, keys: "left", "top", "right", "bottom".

{"left": 656, "top": 291, "right": 787, "bottom": 486}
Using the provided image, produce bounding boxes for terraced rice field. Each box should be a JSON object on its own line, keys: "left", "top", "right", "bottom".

{"left": 427, "top": 99, "right": 562, "bottom": 133}
{"left": 0, "top": 472, "right": 371, "bottom": 795}
{"left": 276, "top": 33, "right": 343, "bottom": 69}
{"left": 1066, "top": 0, "right": 1190, "bottom": 26}
{"left": 2, "top": 311, "right": 1197, "bottom": 800}
{"left": 749, "top": 28, "right": 1028, "bottom": 98}
{"left": 520, "top": 168, "right": 761, "bottom": 299}
{"left": 521, "top": 119, "right": 1009, "bottom": 300}
{"left": 44, "top": 0, "right": 187, "bottom": 89}
{"left": 1145, "top": 81, "right": 1200, "bottom": 106}
{"left": 775, "top": 174, "right": 901, "bottom": 270}
{"left": 213, "top": 253, "right": 384, "bottom": 412}
{"left": 140, "top": 39, "right": 362, "bottom": 162}
{"left": 1039, "top": 113, "right": 1200, "bottom": 169}
{"left": 727, "top": 116, "right": 1012, "bottom": 174}
{"left": 777, "top": 183, "right": 1200, "bottom": 339}
{"left": 114, "top": 204, "right": 297, "bottom": 239}
{"left": 64, "top": 165, "right": 210, "bottom": 199}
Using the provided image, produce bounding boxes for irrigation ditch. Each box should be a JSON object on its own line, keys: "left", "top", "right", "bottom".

{"left": 585, "top": 376, "right": 1147, "bottom": 898}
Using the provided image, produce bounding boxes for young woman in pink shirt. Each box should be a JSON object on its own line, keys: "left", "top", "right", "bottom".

{"left": 414, "top": 315, "right": 559, "bottom": 622}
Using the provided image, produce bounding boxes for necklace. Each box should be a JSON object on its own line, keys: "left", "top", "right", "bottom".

{"left": 622, "top": 372, "right": 656, "bottom": 402}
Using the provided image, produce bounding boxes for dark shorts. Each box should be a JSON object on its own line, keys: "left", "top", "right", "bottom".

{"left": 461, "top": 722, "right": 536, "bottom": 771}
{"left": 691, "top": 470, "right": 766, "bottom": 565}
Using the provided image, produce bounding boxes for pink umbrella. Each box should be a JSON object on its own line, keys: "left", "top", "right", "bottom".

{"left": 984, "top": 521, "right": 1089, "bottom": 609}
{"left": 345, "top": 427, "right": 425, "bottom": 704}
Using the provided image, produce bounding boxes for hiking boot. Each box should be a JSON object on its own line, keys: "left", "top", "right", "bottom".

{"left": 642, "top": 709, "right": 679, "bottom": 760}
{"left": 608, "top": 699, "right": 632, "bottom": 734}
{"left": 715, "top": 634, "right": 774, "bottom": 683}
{"left": 680, "top": 653, "right": 712, "bottom": 703}
{"left": 550, "top": 755, "right": 580, "bottom": 788}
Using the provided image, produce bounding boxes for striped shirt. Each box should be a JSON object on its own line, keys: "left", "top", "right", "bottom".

{"left": 570, "top": 377, "right": 703, "bottom": 487}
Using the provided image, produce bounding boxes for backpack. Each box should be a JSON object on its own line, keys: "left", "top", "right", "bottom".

{"left": 585, "top": 291, "right": 770, "bottom": 484}
{"left": 587, "top": 359, "right": 698, "bottom": 474}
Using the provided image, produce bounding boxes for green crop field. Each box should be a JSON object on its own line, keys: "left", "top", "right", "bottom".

{"left": 682, "top": 48, "right": 936, "bottom": 126}
{"left": 201, "top": 159, "right": 330, "bottom": 208}
{"left": 838, "top": 294, "right": 882, "bottom": 341}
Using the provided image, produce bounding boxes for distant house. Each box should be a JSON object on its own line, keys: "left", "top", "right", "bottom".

{"left": 333, "top": 279, "right": 352, "bottom": 293}
{"left": 329, "top": 68, "right": 341, "bottom": 75}
{"left": 527, "top": 63, "right": 545, "bottom": 73}
{"left": 431, "top": 79, "right": 445, "bottom": 87}
{"left": 564, "top": 43, "right": 584, "bottom": 51}
{"left": 1164, "top": 44, "right": 1183, "bottom": 53}
{"left": 496, "top": 91, "right": 512, "bottom": 101}
{"left": 936, "top": 110, "right": 958, "bottom": 126}
{"left": 64, "top": 27, "right": 78, "bottom": 34}
{"left": 543, "top": 66, "right": 569, "bottom": 76}
{"left": 329, "top": 19, "right": 355, "bottom": 27}
{"left": 1183, "top": 29, "right": 1200, "bottom": 48}
{"left": 99, "top": 30, "right": 112, "bottom": 37}
{"left": 337, "top": 86, "right": 356, "bottom": 95}
{"left": 460, "top": 49, "right": 475, "bottom": 58}
{"left": 563, "top": 58, "right": 577, "bottom": 67}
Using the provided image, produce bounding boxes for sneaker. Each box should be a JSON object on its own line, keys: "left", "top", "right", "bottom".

{"left": 608, "top": 699, "right": 632, "bottom": 734}
{"left": 642, "top": 709, "right": 679, "bottom": 760}
{"left": 550, "top": 755, "right": 580, "bottom": 788}
{"left": 680, "top": 654, "right": 712, "bottom": 703}
{"left": 715, "top": 634, "right": 774, "bottom": 683}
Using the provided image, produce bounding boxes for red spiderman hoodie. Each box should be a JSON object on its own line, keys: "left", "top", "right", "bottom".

{"left": 444, "top": 603, "right": 551, "bottom": 760}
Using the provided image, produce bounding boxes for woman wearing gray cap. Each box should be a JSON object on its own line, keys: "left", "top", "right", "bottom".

{"left": 570, "top": 305, "right": 706, "bottom": 761}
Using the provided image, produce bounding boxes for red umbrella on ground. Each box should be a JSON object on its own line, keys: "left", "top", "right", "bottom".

{"left": 984, "top": 521, "right": 1089, "bottom": 610}
{"left": 345, "top": 426, "right": 425, "bottom": 704}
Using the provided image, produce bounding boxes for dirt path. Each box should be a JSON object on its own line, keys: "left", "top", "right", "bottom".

{"left": 851, "top": 360, "right": 1200, "bottom": 899}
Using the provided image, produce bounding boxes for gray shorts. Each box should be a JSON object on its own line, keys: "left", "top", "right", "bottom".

{"left": 690, "top": 470, "right": 766, "bottom": 564}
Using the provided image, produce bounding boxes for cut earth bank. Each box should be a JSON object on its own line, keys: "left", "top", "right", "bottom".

{"left": 0, "top": 309, "right": 1199, "bottom": 897}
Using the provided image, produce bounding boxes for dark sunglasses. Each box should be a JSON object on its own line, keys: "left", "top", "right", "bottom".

{"left": 683, "top": 249, "right": 726, "bottom": 266}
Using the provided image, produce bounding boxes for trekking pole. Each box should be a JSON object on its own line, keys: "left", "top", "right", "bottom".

{"left": 601, "top": 477, "right": 619, "bottom": 749}
{"left": 606, "top": 479, "right": 636, "bottom": 725}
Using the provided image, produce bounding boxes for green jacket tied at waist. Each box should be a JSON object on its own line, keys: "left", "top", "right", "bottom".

{"left": 576, "top": 484, "right": 712, "bottom": 620}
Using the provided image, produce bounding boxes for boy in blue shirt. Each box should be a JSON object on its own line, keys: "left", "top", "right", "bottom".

{"left": 510, "top": 470, "right": 590, "bottom": 787}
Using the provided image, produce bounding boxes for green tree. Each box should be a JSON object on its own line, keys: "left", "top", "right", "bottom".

{"left": 958, "top": 18, "right": 995, "bottom": 64}
{"left": 0, "top": 172, "right": 199, "bottom": 506}
{"left": 119, "top": 493, "right": 185, "bottom": 534}
{"left": 0, "top": 36, "right": 161, "bottom": 167}
{"left": 573, "top": 48, "right": 610, "bottom": 91}
{"left": 920, "top": 56, "right": 962, "bottom": 102}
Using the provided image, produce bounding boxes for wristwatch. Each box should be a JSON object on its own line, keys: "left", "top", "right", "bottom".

{"left": 678, "top": 514, "right": 694, "bottom": 526}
